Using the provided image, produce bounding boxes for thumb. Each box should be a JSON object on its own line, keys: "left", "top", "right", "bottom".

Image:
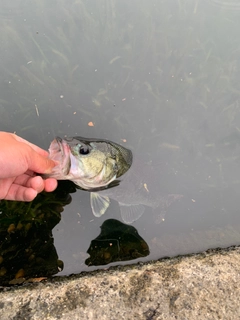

{"left": 26, "top": 149, "right": 57, "bottom": 174}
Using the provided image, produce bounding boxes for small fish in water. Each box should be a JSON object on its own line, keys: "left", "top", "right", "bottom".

{"left": 45, "top": 136, "right": 132, "bottom": 190}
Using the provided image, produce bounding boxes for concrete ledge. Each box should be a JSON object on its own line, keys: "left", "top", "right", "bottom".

{"left": 1, "top": 246, "right": 240, "bottom": 319}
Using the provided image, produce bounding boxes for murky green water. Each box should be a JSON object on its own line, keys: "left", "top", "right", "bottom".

{"left": 1, "top": 0, "right": 240, "bottom": 285}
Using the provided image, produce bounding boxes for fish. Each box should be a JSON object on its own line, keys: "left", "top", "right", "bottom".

{"left": 46, "top": 136, "right": 182, "bottom": 224}
{"left": 45, "top": 136, "right": 133, "bottom": 190}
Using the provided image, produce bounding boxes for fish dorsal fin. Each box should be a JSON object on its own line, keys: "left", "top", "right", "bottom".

{"left": 90, "top": 192, "right": 111, "bottom": 217}
{"left": 119, "top": 203, "right": 145, "bottom": 224}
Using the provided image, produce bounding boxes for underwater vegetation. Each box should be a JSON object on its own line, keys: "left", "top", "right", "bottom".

{"left": 0, "top": 0, "right": 240, "bottom": 160}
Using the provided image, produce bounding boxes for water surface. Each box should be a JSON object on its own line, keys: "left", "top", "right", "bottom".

{"left": 1, "top": 0, "right": 240, "bottom": 284}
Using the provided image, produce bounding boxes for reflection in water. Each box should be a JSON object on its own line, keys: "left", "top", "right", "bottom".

{"left": 0, "top": 181, "right": 74, "bottom": 286}
{"left": 0, "top": 179, "right": 152, "bottom": 285}
{"left": 85, "top": 219, "right": 149, "bottom": 266}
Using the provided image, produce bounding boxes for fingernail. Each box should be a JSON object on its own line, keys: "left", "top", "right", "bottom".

{"left": 44, "top": 162, "right": 58, "bottom": 174}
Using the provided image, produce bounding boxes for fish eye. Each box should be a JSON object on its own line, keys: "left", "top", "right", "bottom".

{"left": 79, "top": 145, "right": 90, "bottom": 155}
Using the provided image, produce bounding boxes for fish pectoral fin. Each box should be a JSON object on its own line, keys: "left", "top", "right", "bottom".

{"left": 90, "top": 192, "right": 111, "bottom": 217}
{"left": 119, "top": 203, "right": 145, "bottom": 224}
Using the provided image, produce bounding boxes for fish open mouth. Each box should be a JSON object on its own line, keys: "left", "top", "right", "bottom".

{"left": 48, "top": 137, "right": 71, "bottom": 176}
{"left": 48, "top": 137, "right": 64, "bottom": 161}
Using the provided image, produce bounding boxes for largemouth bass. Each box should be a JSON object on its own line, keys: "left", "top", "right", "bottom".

{"left": 46, "top": 136, "right": 182, "bottom": 224}
{"left": 45, "top": 136, "right": 133, "bottom": 190}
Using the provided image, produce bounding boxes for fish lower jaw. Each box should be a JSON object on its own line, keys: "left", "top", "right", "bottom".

{"left": 45, "top": 164, "right": 71, "bottom": 180}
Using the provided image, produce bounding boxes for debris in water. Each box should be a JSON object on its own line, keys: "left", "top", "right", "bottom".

{"left": 144, "top": 183, "right": 149, "bottom": 192}
{"left": 109, "top": 56, "right": 121, "bottom": 64}
{"left": 35, "top": 104, "right": 39, "bottom": 117}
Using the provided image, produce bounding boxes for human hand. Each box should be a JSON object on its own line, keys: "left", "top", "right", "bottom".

{"left": 0, "top": 131, "right": 58, "bottom": 201}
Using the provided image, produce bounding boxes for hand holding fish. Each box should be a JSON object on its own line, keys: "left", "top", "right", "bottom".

{"left": 0, "top": 131, "right": 57, "bottom": 201}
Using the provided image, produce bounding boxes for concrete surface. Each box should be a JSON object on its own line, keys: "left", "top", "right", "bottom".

{"left": 1, "top": 246, "right": 240, "bottom": 320}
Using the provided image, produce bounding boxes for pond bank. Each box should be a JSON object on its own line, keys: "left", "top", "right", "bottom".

{"left": 1, "top": 246, "right": 240, "bottom": 320}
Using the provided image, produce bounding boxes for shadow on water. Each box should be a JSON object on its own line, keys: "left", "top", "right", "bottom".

{"left": 0, "top": 181, "right": 73, "bottom": 286}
